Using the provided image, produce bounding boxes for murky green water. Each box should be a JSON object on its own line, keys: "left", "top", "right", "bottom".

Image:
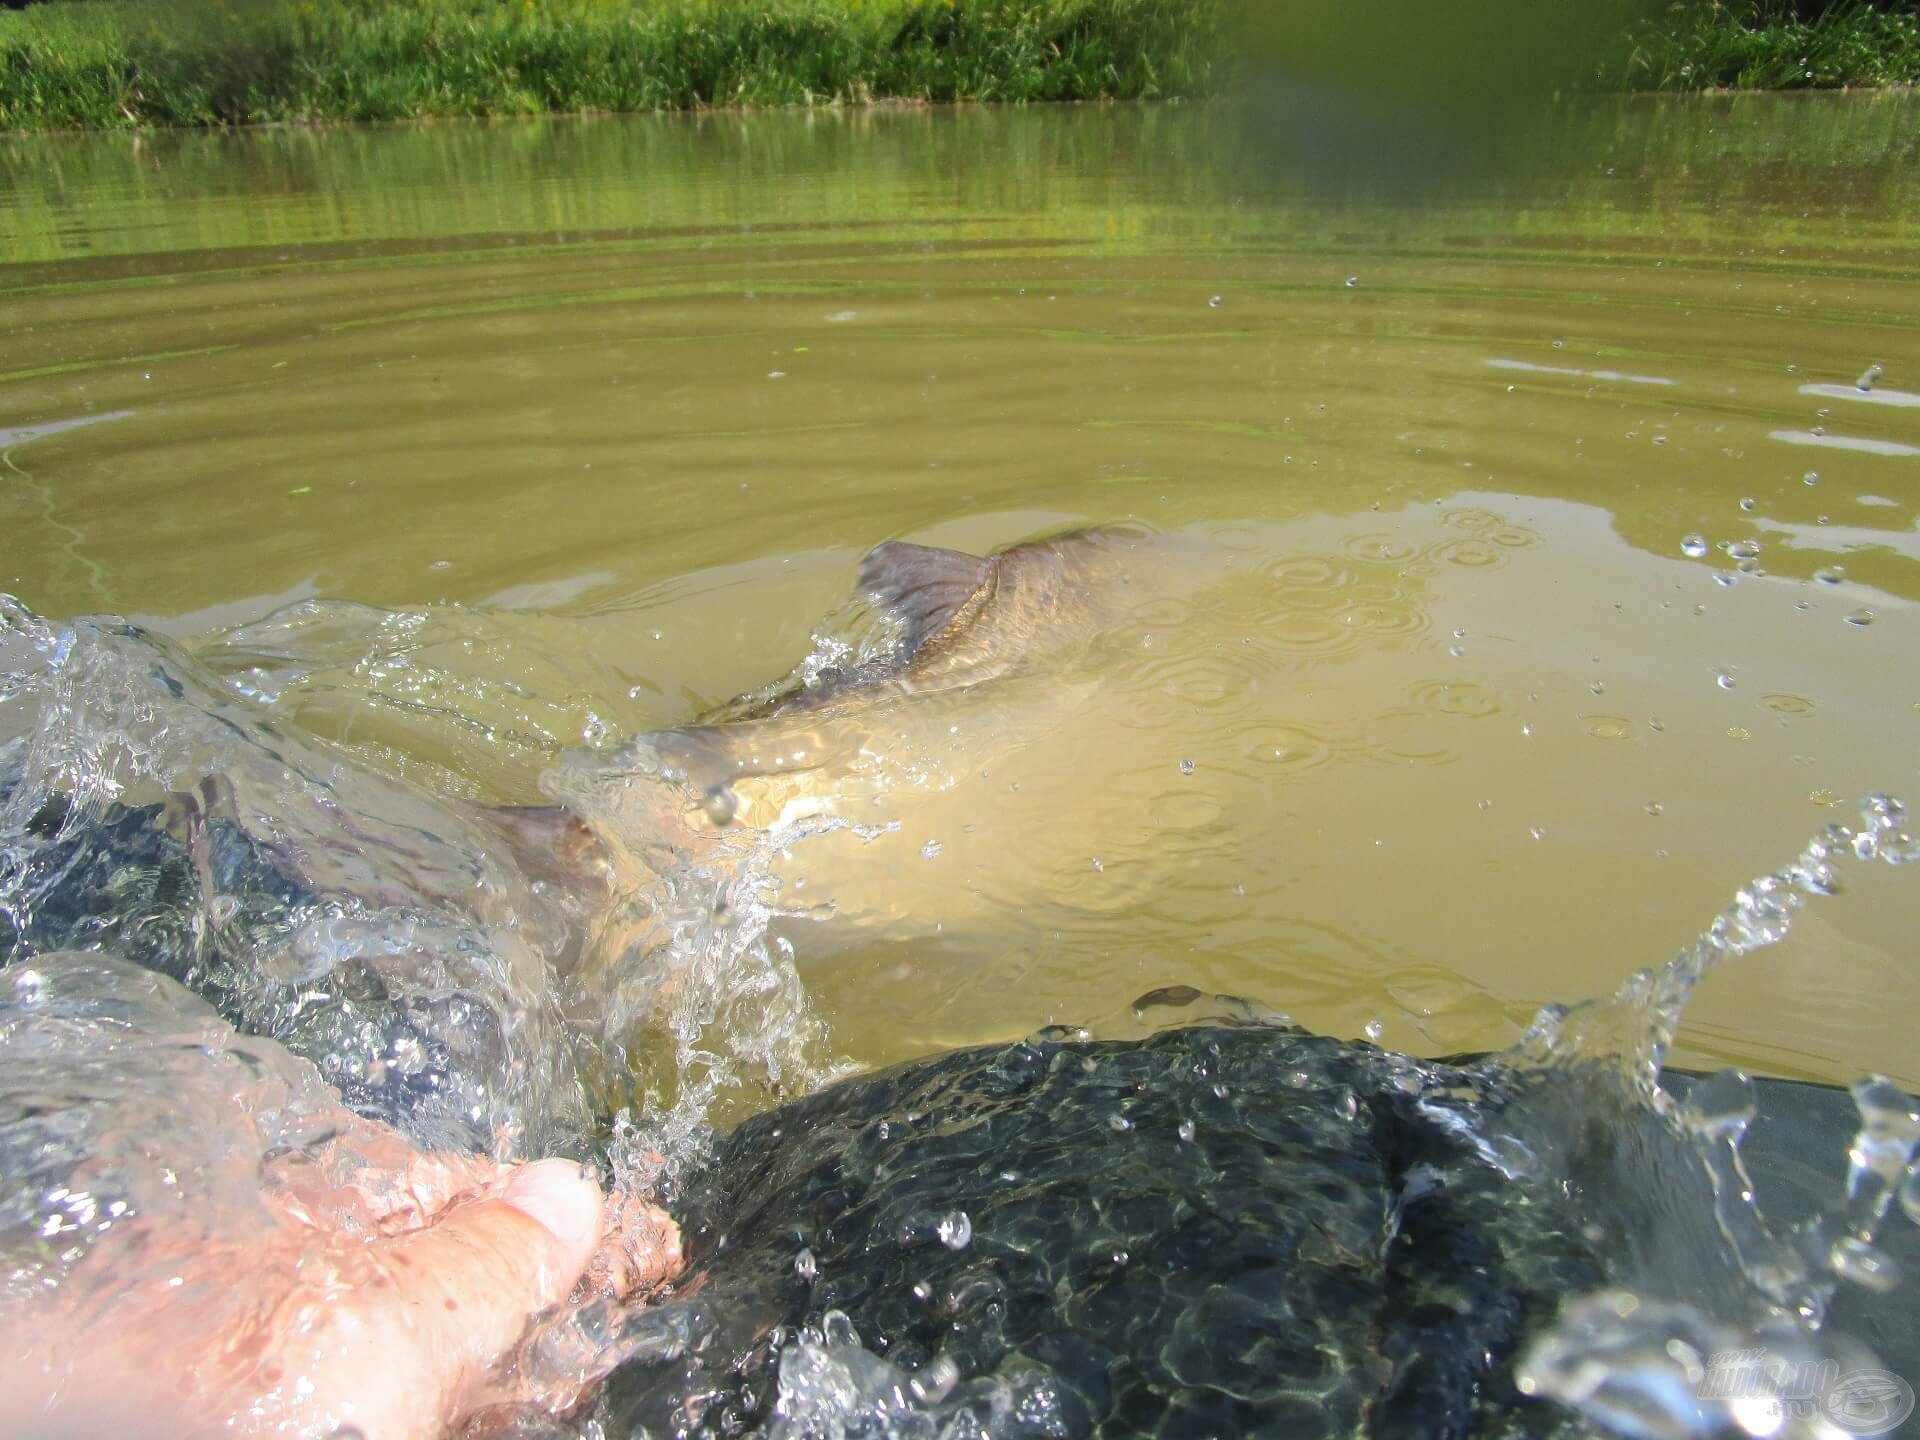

{"left": 4, "top": 96, "right": 1918, "bottom": 1093}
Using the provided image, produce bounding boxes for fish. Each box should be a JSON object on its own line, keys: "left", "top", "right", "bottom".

{"left": 495, "top": 525, "right": 1221, "bottom": 1010}
{"left": 0, "top": 526, "right": 1214, "bottom": 1135}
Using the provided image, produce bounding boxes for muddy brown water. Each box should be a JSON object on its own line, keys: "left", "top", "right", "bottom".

{"left": 3, "top": 96, "right": 1917, "bottom": 1095}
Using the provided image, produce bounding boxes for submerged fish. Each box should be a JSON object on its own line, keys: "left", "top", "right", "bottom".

{"left": 0, "top": 528, "right": 1208, "bottom": 1137}
{"left": 529, "top": 524, "right": 1187, "bottom": 832}
{"left": 496, "top": 526, "right": 1222, "bottom": 1024}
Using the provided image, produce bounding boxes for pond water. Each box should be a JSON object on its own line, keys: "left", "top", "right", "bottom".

{"left": 3, "top": 93, "right": 1919, "bottom": 1116}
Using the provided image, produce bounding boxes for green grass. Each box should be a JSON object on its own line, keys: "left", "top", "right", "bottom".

{"left": 0, "top": 0, "right": 1230, "bottom": 131}
{"left": 1, "top": 0, "right": 1917, "bottom": 133}
{"left": 1628, "top": 0, "right": 1920, "bottom": 88}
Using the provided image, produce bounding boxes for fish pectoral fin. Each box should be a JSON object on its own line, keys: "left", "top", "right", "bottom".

{"left": 858, "top": 541, "right": 989, "bottom": 657}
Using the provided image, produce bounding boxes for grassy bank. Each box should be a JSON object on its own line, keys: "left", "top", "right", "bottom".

{"left": 1, "top": 0, "right": 1917, "bottom": 134}
{"left": 0, "top": 0, "right": 1227, "bottom": 130}
{"left": 1629, "top": 0, "right": 1920, "bottom": 88}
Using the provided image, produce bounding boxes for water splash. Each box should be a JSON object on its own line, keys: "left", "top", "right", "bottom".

{"left": 1, "top": 594, "right": 591, "bottom": 1158}
{"left": 1479, "top": 795, "right": 1920, "bottom": 1438}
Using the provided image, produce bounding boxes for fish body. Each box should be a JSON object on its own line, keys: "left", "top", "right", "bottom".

{"left": 533, "top": 525, "right": 1223, "bottom": 1028}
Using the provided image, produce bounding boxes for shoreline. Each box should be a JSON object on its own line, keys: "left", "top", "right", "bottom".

{"left": 1, "top": 0, "right": 1916, "bottom": 136}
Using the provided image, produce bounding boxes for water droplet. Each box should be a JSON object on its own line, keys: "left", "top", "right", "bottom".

{"left": 1726, "top": 539, "right": 1761, "bottom": 562}
{"left": 1901, "top": 1165, "right": 1920, "bottom": 1225}
{"left": 1344, "top": 275, "right": 1359, "bottom": 288}
{"left": 1529, "top": 826, "right": 1545, "bottom": 842}
{"left": 1681, "top": 1070, "right": 1756, "bottom": 1137}
{"left": 1857, "top": 363, "right": 1884, "bottom": 393}
{"left": 1179, "top": 758, "right": 1196, "bottom": 775}
{"left": 1208, "top": 295, "right": 1223, "bottom": 309}
{"left": 1646, "top": 801, "right": 1664, "bottom": 816}
{"left": 1726, "top": 726, "right": 1751, "bottom": 740}
{"left": 1177, "top": 1119, "right": 1196, "bottom": 1142}
{"left": 1680, "top": 535, "right": 1709, "bottom": 558}
{"left": 1715, "top": 669, "right": 1737, "bottom": 690}
{"left": 937, "top": 1211, "right": 974, "bottom": 1249}
{"left": 1814, "top": 565, "right": 1846, "bottom": 585}
{"left": 1589, "top": 681, "right": 1605, "bottom": 696}
{"left": 1552, "top": 339, "right": 1566, "bottom": 349}
{"left": 1520, "top": 723, "right": 1534, "bottom": 738}
{"left": 1108, "top": 1113, "right": 1132, "bottom": 1133}
{"left": 1091, "top": 856, "right": 1104, "bottom": 872}
{"left": 1363, "top": 1018, "right": 1384, "bottom": 1041}
{"left": 1803, "top": 470, "right": 1819, "bottom": 486}
{"left": 795, "top": 1247, "right": 817, "bottom": 1281}
{"left": 1739, "top": 497, "right": 1756, "bottom": 512}
{"left": 1845, "top": 607, "right": 1875, "bottom": 627}
{"left": 1830, "top": 1236, "right": 1902, "bottom": 1292}
{"left": 920, "top": 839, "right": 943, "bottom": 860}
{"left": 767, "top": 370, "right": 786, "bottom": 380}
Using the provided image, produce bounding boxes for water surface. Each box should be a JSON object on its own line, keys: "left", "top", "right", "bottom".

{"left": 3, "top": 96, "right": 1919, "bottom": 1093}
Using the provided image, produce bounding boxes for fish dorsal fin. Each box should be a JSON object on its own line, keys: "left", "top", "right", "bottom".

{"left": 858, "top": 541, "right": 990, "bottom": 657}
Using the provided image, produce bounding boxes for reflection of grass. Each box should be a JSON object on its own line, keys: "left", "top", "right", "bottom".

{"left": 0, "top": 0, "right": 1227, "bottom": 131}
{"left": 1629, "top": 1, "right": 1920, "bottom": 89}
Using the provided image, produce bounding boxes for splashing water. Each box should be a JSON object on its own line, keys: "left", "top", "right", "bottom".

{"left": 4, "top": 583, "right": 1920, "bottom": 1440}
{"left": 0, "top": 595, "right": 594, "bottom": 1159}
{"left": 1458, "top": 794, "right": 1920, "bottom": 1439}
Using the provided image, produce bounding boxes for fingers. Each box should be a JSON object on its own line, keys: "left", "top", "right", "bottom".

{"left": 388, "top": 1157, "right": 605, "bottom": 1326}
{"left": 238, "top": 1160, "right": 606, "bottom": 1440}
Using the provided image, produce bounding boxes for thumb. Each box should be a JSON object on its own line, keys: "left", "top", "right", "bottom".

{"left": 395, "top": 1157, "right": 605, "bottom": 1314}
{"left": 365, "top": 1159, "right": 605, "bottom": 1395}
